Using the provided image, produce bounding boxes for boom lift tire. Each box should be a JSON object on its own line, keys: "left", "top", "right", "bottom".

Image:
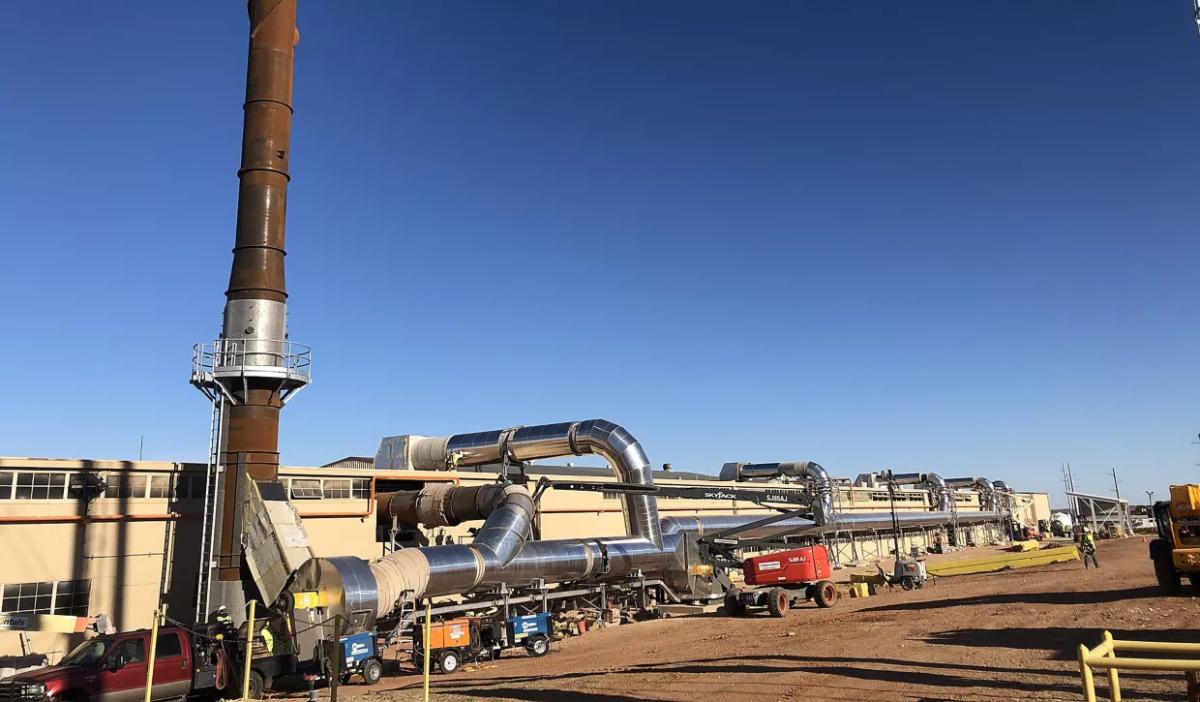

{"left": 1188, "top": 575, "right": 1200, "bottom": 592}
{"left": 813, "top": 580, "right": 838, "bottom": 608}
{"left": 766, "top": 588, "right": 789, "bottom": 617}
{"left": 723, "top": 594, "right": 746, "bottom": 617}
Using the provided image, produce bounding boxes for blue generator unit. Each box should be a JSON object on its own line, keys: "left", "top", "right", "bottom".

{"left": 336, "top": 631, "right": 383, "bottom": 685}
{"left": 506, "top": 613, "right": 552, "bottom": 657}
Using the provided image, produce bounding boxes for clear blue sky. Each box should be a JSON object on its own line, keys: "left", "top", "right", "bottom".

{"left": 2, "top": 2, "right": 1198, "bottom": 505}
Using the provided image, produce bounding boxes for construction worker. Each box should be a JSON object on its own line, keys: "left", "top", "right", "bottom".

{"left": 258, "top": 625, "right": 274, "bottom": 655}
{"left": 1080, "top": 527, "right": 1100, "bottom": 569}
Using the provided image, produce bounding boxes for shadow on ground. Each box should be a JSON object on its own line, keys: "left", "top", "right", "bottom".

{"left": 403, "top": 651, "right": 1182, "bottom": 702}
{"left": 926, "top": 625, "right": 1200, "bottom": 659}
{"left": 860, "top": 586, "right": 1161, "bottom": 613}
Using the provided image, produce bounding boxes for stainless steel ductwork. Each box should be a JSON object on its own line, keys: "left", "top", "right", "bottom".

{"left": 662, "top": 509, "right": 1002, "bottom": 541}
{"left": 993, "top": 480, "right": 1014, "bottom": 511}
{"left": 888, "top": 472, "right": 952, "bottom": 511}
{"left": 376, "top": 419, "right": 661, "bottom": 548}
{"left": 377, "top": 483, "right": 534, "bottom": 565}
{"left": 946, "top": 477, "right": 999, "bottom": 511}
{"left": 717, "top": 461, "right": 834, "bottom": 524}
{"left": 292, "top": 421, "right": 1019, "bottom": 629}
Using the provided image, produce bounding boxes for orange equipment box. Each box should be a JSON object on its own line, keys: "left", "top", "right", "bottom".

{"left": 424, "top": 617, "right": 473, "bottom": 650}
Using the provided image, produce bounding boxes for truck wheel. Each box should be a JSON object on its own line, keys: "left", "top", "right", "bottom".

{"left": 1188, "top": 575, "right": 1200, "bottom": 593}
{"left": 438, "top": 649, "right": 461, "bottom": 674}
{"left": 723, "top": 593, "right": 746, "bottom": 617}
{"left": 246, "top": 670, "right": 265, "bottom": 700}
{"left": 362, "top": 657, "right": 383, "bottom": 685}
{"left": 766, "top": 588, "right": 789, "bottom": 617}
{"left": 526, "top": 635, "right": 550, "bottom": 657}
{"left": 1150, "top": 540, "right": 1181, "bottom": 594}
{"left": 814, "top": 580, "right": 838, "bottom": 608}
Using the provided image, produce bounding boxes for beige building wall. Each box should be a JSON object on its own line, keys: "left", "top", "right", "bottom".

{"left": 0, "top": 457, "right": 1020, "bottom": 660}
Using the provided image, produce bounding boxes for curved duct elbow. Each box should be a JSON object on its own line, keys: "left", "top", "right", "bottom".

{"left": 924, "top": 473, "right": 952, "bottom": 512}
{"left": 945, "top": 476, "right": 1000, "bottom": 512}
{"left": 378, "top": 483, "right": 533, "bottom": 566}
{"left": 993, "top": 480, "right": 1013, "bottom": 511}
{"left": 785, "top": 461, "right": 834, "bottom": 525}
{"left": 380, "top": 419, "right": 661, "bottom": 547}
{"left": 720, "top": 461, "right": 834, "bottom": 525}
{"left": 885, "top": 471, "right": 951, "bottom": 511}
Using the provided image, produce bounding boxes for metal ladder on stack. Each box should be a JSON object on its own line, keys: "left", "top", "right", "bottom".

{"left": 193, "top": 394, "right": 225, "bottom": 622}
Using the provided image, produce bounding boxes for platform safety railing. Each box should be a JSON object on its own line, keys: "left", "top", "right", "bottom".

{"left": 1077, "top": 630, "right": 1200, "bottom": 702}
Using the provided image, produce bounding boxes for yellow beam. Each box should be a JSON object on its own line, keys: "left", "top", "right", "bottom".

{"left": 925, "top": 545, "right": 1079, "bottom": 577}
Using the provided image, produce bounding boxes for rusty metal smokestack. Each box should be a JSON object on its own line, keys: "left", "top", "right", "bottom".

{"left": 191, "top": 0, "right": 308, "bottom": 619}
{"left": 216, "top": 0, "right": 300, "bottom": 584}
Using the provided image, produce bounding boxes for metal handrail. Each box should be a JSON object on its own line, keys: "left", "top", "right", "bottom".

{"left": 1077, "top": 630, "right": 1200, "bottom": 701}
{"left": 192, "top": 339, "right": 312, "bottom": 377}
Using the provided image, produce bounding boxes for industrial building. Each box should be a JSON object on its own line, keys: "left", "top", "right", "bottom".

{"left": 0, "top": 454, "right": 1048, "bottom": 660}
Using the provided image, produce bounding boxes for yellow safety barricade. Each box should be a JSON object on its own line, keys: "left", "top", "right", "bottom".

{"left": 1077, "top": 630, "right": 1200, "bottom": 702}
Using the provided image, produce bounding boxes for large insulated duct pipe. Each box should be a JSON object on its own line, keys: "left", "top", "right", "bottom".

{"left": 718, "top": 461, "right": 834, "bottom": 524}
{"left": 661, "top": 509, "right": 1002, "bottom": 541}
{"left": 946, "top": 477, "right": 999, "bottom": 512}
{"left": 377, "top": 483, "right": 534, "bottom": 565}
{"left": 889, "top": 472, "right": 952, "bottom": 512}
{"left": 379, "top": 420, "right": 662, "bottom": 548}
{"left": 993, "top": 480, "right": 1014, "bottom": 511}
{"left": 214, "top": 0, "right": 299, "bottom": 584}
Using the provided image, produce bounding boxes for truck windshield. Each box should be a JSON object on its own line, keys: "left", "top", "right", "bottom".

{"left": 60, "top": 638, "right": 112, "bottom": 666}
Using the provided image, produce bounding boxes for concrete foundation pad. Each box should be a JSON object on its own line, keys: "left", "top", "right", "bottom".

{"left": 659, "top": 603, "right": 722, "bottom": 617}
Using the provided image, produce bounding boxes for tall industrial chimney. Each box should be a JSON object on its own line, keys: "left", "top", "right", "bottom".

{"left": 191, "top": 0, "right": 309, "bottom": 621}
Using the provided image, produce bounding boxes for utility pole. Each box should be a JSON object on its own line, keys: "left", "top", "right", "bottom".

{"left": 1063, "top": 462, "right": 1078, "bottom": 521}
{"left": 1146, "top": 490, "right": 1155, "bottom": 510}
{"left": 1110, "top": 467, "right": 1121, "bottom": 500}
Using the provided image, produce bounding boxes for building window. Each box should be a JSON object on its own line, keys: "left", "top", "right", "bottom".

{"left": 351, "top": 478, "right": 370, "bottom": 499}
{"left": 0, "top": 472, "right": 12, "bottom": 500}
{"left": 323, "top": 479, "right": 351, "bottom": 499}
{"left": 147, "top": 475, "right": 171, "bottom": 499}
{"left": 14, "top": 472, "right": 67, "bottom": 500}
{"left": 105, "top": 475, "right": 147, "bottom": 499}
{"left": 0, "top": 580, "right": 91, "bottom": 617}
{"left": 53, "top": 580, "right": 91, "bottom": 616}
{"left": 289, "top": 479, "right": 323, "bottom": 500}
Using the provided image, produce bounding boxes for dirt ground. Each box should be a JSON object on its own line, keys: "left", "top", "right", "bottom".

{"left": 317, "top": 537, "right": 1200, "bottom": 702}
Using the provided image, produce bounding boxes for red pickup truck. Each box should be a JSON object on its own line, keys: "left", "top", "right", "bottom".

{"left": 0, "top": 626, "right": 215, "bottom": 702}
